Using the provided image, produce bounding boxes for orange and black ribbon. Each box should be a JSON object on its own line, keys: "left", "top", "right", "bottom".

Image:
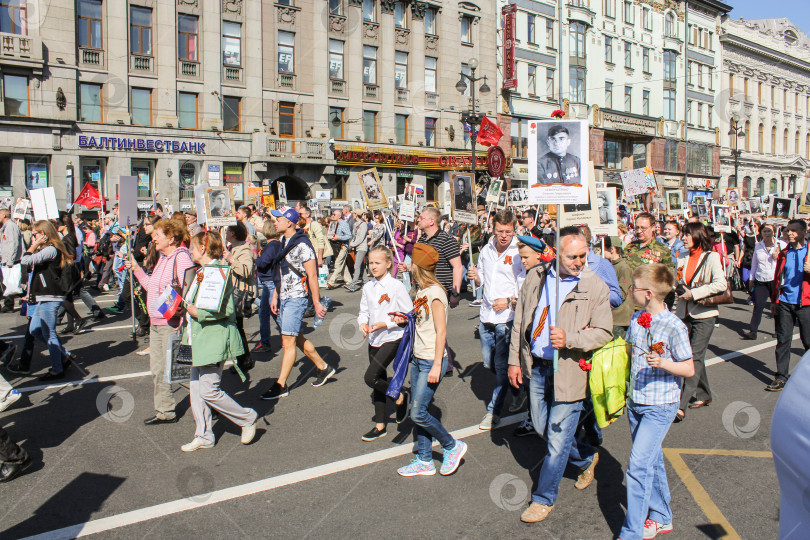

{"left": 531, "top": 306, "right": 550, "bottom": 341}
{"left": 378, "top": 294, "right": 390, "bottom": 304}
{"left": 504, "top": 255, "right": 512, "bottom": 265}
{"left": 413, "top": 296, "right": 429, "bottom": 318}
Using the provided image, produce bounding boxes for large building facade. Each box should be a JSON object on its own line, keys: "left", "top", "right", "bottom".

{"left": 718, "top": 17, "right": 810, "bottom": 199}
{"left": 0, "top": 0, "right": 498, "bottom": 211}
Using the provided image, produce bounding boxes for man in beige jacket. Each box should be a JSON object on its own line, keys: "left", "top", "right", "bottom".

{"left": 508, "top": 227, "right": 613, "bottom": 524}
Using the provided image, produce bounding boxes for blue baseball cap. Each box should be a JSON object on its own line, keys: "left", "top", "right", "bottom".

{"left": 271, "top": 207, "right": 299, "bottom": 223}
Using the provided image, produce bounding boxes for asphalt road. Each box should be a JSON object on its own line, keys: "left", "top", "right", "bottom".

{"left": 0, "top": 287, "right": 794, "bottom": 539}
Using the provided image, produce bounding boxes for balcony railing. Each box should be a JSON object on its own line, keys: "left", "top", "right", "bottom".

{"left": 266, "top": 137, "right": 331, "bottom": 161}
{"left": 137, "top": 188, "right": 151, "bottom": 198}
{"left": 130, "top": 54, "right": 153, "bottom": 72}
{"left": 178, "top": 60, "right": 199, "bottom": 78}
{"left": 0, "top": 32, "right": 43, "bottom": 66}
{"left": 180, "top": 188, "right": 195, "bottom": 200}
{"left": 330, "top": 79, "right": 345, "bottom": 95}
{"left": 224, "top": 66, "right": 242, "bottom": 82}
{"left": 364, "top": 84, "right": 378, "bottom": 99}
{"left": 79, "top": 47, "right": 103, "bottom": 66}
{"left": 426, "top": 92, "right": 439, "bottom": 108}
{"left": 396, "top": 88, "right": 409, "bottom": 102}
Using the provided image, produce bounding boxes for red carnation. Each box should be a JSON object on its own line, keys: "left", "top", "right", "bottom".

{"left": 638, "top": 312, "right": 652, "bottom": 329}
{"left": 578, "top": 358, "right": 593, "bottom": 372}
{"left": 551, "top": 109, "right": 565, "bottom": 119}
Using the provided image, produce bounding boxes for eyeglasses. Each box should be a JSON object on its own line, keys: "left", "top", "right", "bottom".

{"left": 634, "top": 225, "right": 650, "bottom": 231}
{"left": 629, "top": 285, "right": 651, "bottom": 292}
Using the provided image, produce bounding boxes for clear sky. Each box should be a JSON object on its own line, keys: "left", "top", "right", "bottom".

{"left": 726, "top": 0, "right": 810, "bottom": 38}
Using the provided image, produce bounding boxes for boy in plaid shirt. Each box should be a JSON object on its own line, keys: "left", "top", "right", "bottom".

{"left": 619, "top": 263, "right": 694, "bottom": 540}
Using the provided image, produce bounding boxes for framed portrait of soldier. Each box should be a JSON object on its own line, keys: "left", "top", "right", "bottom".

{"left": 748, "top": 197, "right": 762, "bottom": 214}
{"left": 357, "top": 168, "right": 387, "bottom": 211}
{"left": 352, "top": 198, "right": 364, "bottom": 211}
{"left": 713, "top": 204, "right": 732, "bottom": 232}
{"left": 697, "top": 203, "right": 708, "bottom": 218}
{"left": 527, "top": 119, "right": 589, "bottom": 204}
{"left": 665, "top": 189, "right": 683, "bottom": 215}
{"left": 204, "top": 186, "right": 237, "bottom": 227}
{"left": 689, "top": 204, "right": 699, "bottom": 218}
{"left": 768, "top": 197, "right": 793, "bottom": 223}
{"left": 277, "top": 181, "right": 288, "bottom": 204}
{"left": 486, "top": 179, "right": 503, "bottom": 204}
{"left": 800, "top": 172, "right": 810, "bottom": 214}
{"left": 497, "top": 191, "right": 508, "bottom": 209}
{"left": 737, "top": 200, "right": 751, "bottom": 215}
{"left": 449, "top": 171, "right": 476, "bottom": 224}
{"left": 726, "top": 187, "right": 740, "bottom": 206}
{"left": 595, "top": 184, "right": 618, "bottom": 235}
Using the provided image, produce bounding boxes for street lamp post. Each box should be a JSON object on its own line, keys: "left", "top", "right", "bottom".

{"left": 456, "top": 57, "right": 491, "bottom": 188}
{"left": 729, "top": 118, "right": 746, "bottom": 196}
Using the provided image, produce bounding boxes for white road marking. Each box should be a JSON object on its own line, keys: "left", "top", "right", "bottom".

{"left": 3, "top": 324, "right": 134, "bottom": 341}
{"left": 21, "top": 414, "right": 527, "bottom": 540}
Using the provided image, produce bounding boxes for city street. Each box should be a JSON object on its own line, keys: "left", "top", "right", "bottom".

{"left": 0, "top": 288, "right": 791, "bottom": 539}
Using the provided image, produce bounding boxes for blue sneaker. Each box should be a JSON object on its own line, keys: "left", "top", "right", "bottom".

{"left": 397, "top": 458, "right": 436, "bottom": 477}
{"left": 440, "top": 441, "right": 468, "bottom": 476}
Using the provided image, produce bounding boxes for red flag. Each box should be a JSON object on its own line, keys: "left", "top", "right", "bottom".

{"left": 74, "top": 182, "right": 104, "bottom": 208}
{"left": 476, "top": 115, "right": 503, "bottom": 147}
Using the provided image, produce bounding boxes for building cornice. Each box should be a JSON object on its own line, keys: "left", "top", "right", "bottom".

{"left": 721, "top": 35, "right": 810, "bottom": 74}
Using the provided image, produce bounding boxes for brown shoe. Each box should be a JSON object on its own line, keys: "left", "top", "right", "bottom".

{"left": 575, "top": 452, "right": 599, "bottom": 490}
{"left": 520, "top": 502, "right": 554, "bottom": 523}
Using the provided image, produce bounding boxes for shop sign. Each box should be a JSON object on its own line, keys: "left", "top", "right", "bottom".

{"left": 334, "top": 166, "right": 350, "bottom": 175}
{"left": 396, "top": 170, "right": 413, "bottom": 178}
{"left": 78, "top": 135, "right": 206, "bottom": 154}
{"left": 502, "top": 4, "right": 517, "bottom": 90}
{"left": 334, "top": 145, "right": 498, "bottom": 171}
{"left": 599, "top": 112, "right": 659, "bottom": 136}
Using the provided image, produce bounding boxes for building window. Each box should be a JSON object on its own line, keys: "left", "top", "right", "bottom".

{"left": 223, "top": 163, "right": 244, "bottom": 201}
{"left": 222, "top": 22, "right": 241, "bottom": 66}
{"left": 132, "top": 160, "right": 153, "bottom": 198}
{"left": 80, "top": 159, "right": 102, "bottom": 193}
{"left": 605, "top": 36, "right": 613, "bottom": 63}
{"left": 79, "top": 0, "right": 102, "bottom": 48}
{"left": 527, "top": 65, "right": 536, "bottom": 96}
{"left": 743, "top": 121, "right": 750, "bottom": 151}
{"left": 178, "top": 92, "right": 197, "bottom": 129}
{"left": 604, "top": 0, "right": 615, "bottom": 18}
{"left": 771, "top": 85, "right": 775, "bottom": 107}
{"left": 758, "top": 123, "right": 764, "bottom": 152}
{"left": 663, "top": 51, "right": 676, "bottom": 81}
{"left": 784, "top": 89, "right": 789, "bottom": 111}
{"left": 686, "top": 100, "right": 692, "bottom": 125}
{"left": 624, "top": 41, "right": 631, "bottom": 68}
{"left": 624, "top": 86, "right": 631, "bottom": 112}
{"left": 570, "top": 67, "right": 585, "bottom": 103}
{"left": 744, "top": 78, "right": 750, "bottom": 100}
{"left": 363, "top": 0, "right": 375, "bottom": 22}
{"left": 425, "top": 8, "right": 436, "bottom": 35}
{"left": 329, "top": 0, "right": 342, "bottom": 16}
{"left": 784, "top": 129, "right": 788, "bottom": 154}
{"left": 527, "top": 14, "right": 536, "bottom": 44}
{"left": 664, "top": 89, "right": 676, "bottom": 120}
{"left": 546, "top": 19, "right": 554, "bottom": 47}
{"left": 795, "top": 130, "right": 800, "bottom": 155}
{"left": 707, "top": 104, "right": 713, "bottom": 128}
{"left": 395, "top": 114, "right": 408, "bottom": 144}
{"left": 329, "top": 107, "right": 343, "bottom": 139}
{"left": 605, "top": 82, "right": 613, "bottom": 109}
{"left": 570, "top": 22, "right": 586, "bottom": 58}
{"left": 278, "top": 31, "right": 294, "bottom": 73}
{"left": 545, "top": 68, "right": 555, "bottom": 100}
{"left": 633, "top": 143, "right": 646, "bottom": 169}
{"left": 425, "top": 56, "right": 437, "bottom": 93}
{"left": 130, "top": 6, "right": 151, "bottom": 55}
{"left": 179, "top": 162, "right": 197, "bottom": 198}
{"left": 329, "top": 39, "right": 344, "bottom": 79}
{"left": 687, "top": 143, "right": 711, "bottom": 175}
{"left": 279, "top": 102, "right": 294, "bottom": 138}
{"left": 3, "top": 74, "right": 28, "bottom": 117}
{"left": 642, "top": 90, "right": 650, "bottom": 116}
{"left": 604, "top": 140, "right": 621, "bottom": 168}
{"left": 178, "top": 15, "right": 198, "bottom": 61}
{"left": 642, "top": 7, "right": 651, "bottom": 31}
{"left": 363, "top": 111, "right": 376, "bottom": 141}
{"left": 623, "top": 0, "right": 633, "bottom": 24}
{"left": 394, "top": 1, "right": 406, "bottom": 28}
{"left": 460, "top": 63, "right": 471, "bottom": 96}
{"left": 130, "top": 87, "right": 151, "bottom": 126}
{"left": 425, "top": 117, "right": 437, "bottom": 147}
{"left": 642, "top": 47, "right": 650, "bottom": 72}
{"left": 664, "top": 140, "right": 678, "bottom": 170}
{"left": 771, "top": 126, "right": 776, "bottom": 154}
{"left": 696, "top": 102, "right": 703, "bottom": 127}
{"left": 223, "top": 96, "right": 240, "bottom": 132}
{"left": 665, "top": 12, "right": 675, "bottom": 37}
{"left": 1, "top": 0, "right": 26, "bottom": 34}
{"left": 363, "top": 46, "right": 377, "bottom": 85}
{"left": 807, "top": 134, "right": 810, "bottom": 160}
{"left": 461, "top": 15, "right": 473, "bottom": 44}
{"left": 395, "top": 51, "right": 407, "bottom": 89}
{"left": 697, "top": 64, "right": 704, "bottom": 88}
{"left": 511, "top": 118, "right": 528, "bottom": 158}
{"left": 80, "top": 82, "right": 102, "bottom": 122}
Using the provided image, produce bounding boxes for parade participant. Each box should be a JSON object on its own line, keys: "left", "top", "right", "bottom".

{"left": 619, "top": 263, "right": 694, "bottom": 540}
{"left": 223, "top": 222, "right": 256, "bottom": 373}
{"left": 345, "top": 211, "right": 370, "bottom": 292}
{"left": 602, "top": 236, "right": 634, "bottom": 339}
{"left": 254, "top": 221, "right": 282, "bottom": 354}
{"left": 673, "top": 222, "right": 727, "bottom": 421}
{"left": 743, "top": 224, "right": 782, "bottom": 340}
{"left": 508, "top": 227, "right": 612, "bottom": 523}
{"left": 768, "top": 219, "right": 810, "bottom": 391}
{"left": 625, "top": 213, "right": 674, "bottom": 273}
{"left": 0, "top": 208, "right": 22, "bottom": 313}
{"left": 236, "top": 205, "right": 256, "bottom": 237}
{"left": 467, "top": 210, "right": 523, "bottom": 430}
{"left": 184, "top": 210, "right": 202, "bottom": 237}
{"left": 580, "top": 225, "right": 622, "bottom": 308}
{"left": 357, "top": 246, "right": 413, "bottom": 441}
{"left": 662, "top": 221, "right": 688, "bottom": 262}
{"left": 180, "top": 231, "right": 257, "bottom": 452}
{"left": 260, "top": 207, "right": 334, "bottom": 400}
{"left": 392, "top": 219, "right": 416, "bottom": 287}
{"left": 326, "top": 208, "right": 353, "bottom": 289}
{"left": 404, "top": 206, "right": 463, "bottom": 307}
{"left": 129, "top": 219, "right": 194, "bottom": 425}
{"left": 300, "top": 207, "right": 326, "bottom": 267}
{"left": 396, "top": 244, "right": 467, "bottom": 477}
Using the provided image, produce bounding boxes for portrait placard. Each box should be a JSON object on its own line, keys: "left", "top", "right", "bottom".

{"left": 204, "top": 186, "right": 237, "bottom": 227}
{"left": 726, "top": 187, "right": 741, "bottom": 207}
{"left": 485, "top": 179, "right": 503, "bottom": 204}
{"left": 449, "top": 171, "right": 476, "bottom": 224}
{"left": 357, "top": 168, "right": 387, "bottom": 211}
{"left": 594, "top": 182, "right": 618, "bottom": 236}
{"left": 527, "top": 119, "right": 589, "bottom": 204}
{"left": 712, "top": 204, "right": 732, "bottom": 233}
{"left": 12, "top": 198, "right": 29, "bottom": 221}
{"left": 277, "top": 181, "right": 288, "bottom": 204}
{"left": 194, "top": 265, "right": 230, "bottom": 312}
{"left": 767, "top": 197, "right": 794, "bottom": 225}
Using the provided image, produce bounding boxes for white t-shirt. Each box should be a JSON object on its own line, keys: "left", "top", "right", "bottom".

{"left": 413, "top": 284, "right": 449, "bottom": 361}
{"left": 279, "top": 242, "right": 315, "bottom": 299}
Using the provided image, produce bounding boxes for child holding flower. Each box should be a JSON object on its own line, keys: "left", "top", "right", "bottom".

{"left": 619, "top": 263, "right": 695, "bottom": 540}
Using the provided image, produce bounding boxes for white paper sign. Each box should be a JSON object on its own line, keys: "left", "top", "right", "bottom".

{"left": 118, "top": 176, "right": 139, "bottom": 227}
{"left": 619, "top": 168, "right": 651, "bottom": 198}
{"left": 399, "top": 200, "right": 416, "bottom": 222}
{"left": 194, "top": 183, "right": 209, "bottom": 225}
{"left": 30, "top": 187, "right": 59, "bottom": 221}
{"left": 195, "top": 265, "right": 229, "bottom": 311}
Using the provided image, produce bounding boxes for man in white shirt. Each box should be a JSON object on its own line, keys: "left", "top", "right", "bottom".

{"left": 467, "top": 210, "right": 524, "bottom": 430}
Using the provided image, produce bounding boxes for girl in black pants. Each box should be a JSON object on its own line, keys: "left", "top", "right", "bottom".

{"left": 357, "top": 246, "right": 413, "bottom": 441}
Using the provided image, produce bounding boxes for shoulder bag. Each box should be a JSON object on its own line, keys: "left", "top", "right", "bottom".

{"left": 687, "top": 252, "right": 733, "bottom": 307}
{"left": 233, "top": 263, "right": 255, "bottom": 318}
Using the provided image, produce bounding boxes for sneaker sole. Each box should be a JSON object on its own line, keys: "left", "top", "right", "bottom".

{"left": 260, "top": 391, "right": 289, "bottom": 401}
{"left": 181, "top": 444, "right": 214, "bottom": 453}
{"left": 311, "top": 367, "right": 336, "bottom": 387}
{"left": 644, "top": 525, "right": 673, "bottom": 539}
{"left": 361, "top": 431, "right": 388, "bottom": 442}
{"left": 397, "top": 468, "right": 436, "bottom": 477}
{"left": 0, "top": 392, "right": 21, "bottom": 413}
{"left": 440, "top": 442, "right": 468, "bottom": 476}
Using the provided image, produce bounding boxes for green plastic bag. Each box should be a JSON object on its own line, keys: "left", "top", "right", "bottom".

{"left": 589, "top": 337, "right": 630, "bottom": 428}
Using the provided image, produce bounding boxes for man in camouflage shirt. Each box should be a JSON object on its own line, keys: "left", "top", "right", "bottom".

{"left": 625, "top": 212, "right": 674, "bottom": 273}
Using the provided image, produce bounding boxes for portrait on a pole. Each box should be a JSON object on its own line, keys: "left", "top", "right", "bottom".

{"left": 528, "top": 119, "right": 589, "bottom": 204}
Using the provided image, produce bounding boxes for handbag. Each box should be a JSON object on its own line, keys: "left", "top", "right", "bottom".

{"left": 171, "top": 337, "right": 193, "bottom": 365}
{"left": 2, "top": 264, "right": 22, "bottom": 296}
{"left": 233, "top": 264, "right": 255, "bottom": 319}
{"left": 686, "top": 253, "right": 733, "bottom": 307}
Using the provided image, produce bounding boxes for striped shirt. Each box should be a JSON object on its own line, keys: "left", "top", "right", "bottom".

{"left": 418, "top": 229, "right": 460, "bottom": 295}
{"left": 627, "top": 309, "right": 692, "bottom": 405}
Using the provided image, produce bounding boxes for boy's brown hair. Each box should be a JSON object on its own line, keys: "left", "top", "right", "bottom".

{"left": 632, "top": 263, "right": 674, "bottom": 300}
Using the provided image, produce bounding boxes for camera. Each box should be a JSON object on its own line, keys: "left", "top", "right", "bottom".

{"left": 675, "top": 283, "right": 686, "bottom": 296}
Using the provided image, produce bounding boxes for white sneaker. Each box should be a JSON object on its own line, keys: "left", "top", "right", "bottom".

{"left": 181, "top": 437, "right": 214, "bottom": 452}
{"left": 101, "top": 284, "right": 109, "bottom": 292}
{"left": 643, "top": 519, "right": 673, "bottom": 539}
{"left": 479, "top": 412, "right": 499, "bottom": 430}
{"left": 0, "top": 390, "right": 21, "bottom": 413}
{"left": 241, "top": 420, "right": 257, "bottom": 444}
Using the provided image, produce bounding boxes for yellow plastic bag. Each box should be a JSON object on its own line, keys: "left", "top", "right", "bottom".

{"left": 589, "top": 337, "right": 630, "bottom": 428}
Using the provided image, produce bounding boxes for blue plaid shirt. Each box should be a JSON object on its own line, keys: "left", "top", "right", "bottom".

{"left": 627, "top": 309, "right": 692, "bottom": 405}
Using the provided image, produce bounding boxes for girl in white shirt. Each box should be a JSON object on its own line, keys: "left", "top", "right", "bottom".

{"left": 744, "top": 224, "right": 785, "bottom": 340}
{"left": 358, "top": 246, "right": 413, "bottom": 441}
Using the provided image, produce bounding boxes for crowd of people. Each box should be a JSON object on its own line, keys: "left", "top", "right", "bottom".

{"left": 0, "top": 193, "right": 805, "bottom": 540}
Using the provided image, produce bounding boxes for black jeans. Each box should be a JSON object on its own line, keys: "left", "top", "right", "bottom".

{"left": 774, "top": 302, "right": 810, "bottom": 381}
{"left": 235, "top": 316, "right": 252, "bottom": 369}
{"left": 748, "top": 280, "right": 774, "bottom": 333}
{"left": 680, "top": 316, "right": 716, "bottom": 410}
{"left": 363, "top": 340, "right": 401, "bottom": 424}
{"left": 0, "top": 426, "right": 25, "bottom": 464}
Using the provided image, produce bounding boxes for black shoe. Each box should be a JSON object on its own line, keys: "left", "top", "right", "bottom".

{"left": 60, "top": 323, "right": 76, "bottom": 335}
{"left": 134, "top": 327, "right": 148, "bottom": 338}
{"left": 361, "top": 426, "right": 388, "bottom": 441}
{"left": 143, "top": 415, "right": 178, "bottom": 425}
{"left": 0, "top": 454, "right": 32, "bottom": 483}
{"left": 93, "top": 308, "right": 106, "bottom": 320}
{"left": 396, "top": 388, "right": 410, "bottom": 424}
{"left": 765, "top": 378, "right": 786, "bottom": 392}
{"left": 229, "top": 361, "right": 255, "bottom": 375}
{"left": 38, "top": 370, "right": 65, "bottom": 381}
{"left": 260, "top": 382, "right": 289, "bottom": 400}
{"left": 62, "top": 352, "right": 77, "bottom": 369}
{"left": 74, "top": 318, "right": 89, "bottom": 334}
{"left": 311, "top": 365, "right": 336, "bottom": 387}
{"left": 741, "top": 331, "right": 757, "bottom": 340}
{"left": 514, "top": 424, "right": 537, "bottom": 437}
{"left": 6, "top": 362, "right": 31, "bottom": 376}
{"left": 0, "top": 343, "right": 17, "bottom": 365}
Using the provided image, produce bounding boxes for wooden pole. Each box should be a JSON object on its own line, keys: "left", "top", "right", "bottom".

{"left": 467, "top": 228, "right": 476, "bottom": 296}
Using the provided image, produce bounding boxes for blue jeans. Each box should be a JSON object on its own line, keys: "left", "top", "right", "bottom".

{"left": 479, "top": 321, "right": 512, "bottom": 416}
{"left": 28, "top": 301, "right": 70, "bottom": 373}
{"left": 619, "top": 400, "right": 679, "bottom": 540}
{"left": 410, "top": 355, "right": 455, "bottom": 462}
{"left": 258, "top": 279, "right": 277, "bottom": 346}
{"left": 528, "top": 363, "right": 595, "bottom": 506}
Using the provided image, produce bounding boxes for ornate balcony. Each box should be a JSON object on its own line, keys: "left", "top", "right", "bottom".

{"left": 0, "top": 32, "right": 43, "bottom": 71}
